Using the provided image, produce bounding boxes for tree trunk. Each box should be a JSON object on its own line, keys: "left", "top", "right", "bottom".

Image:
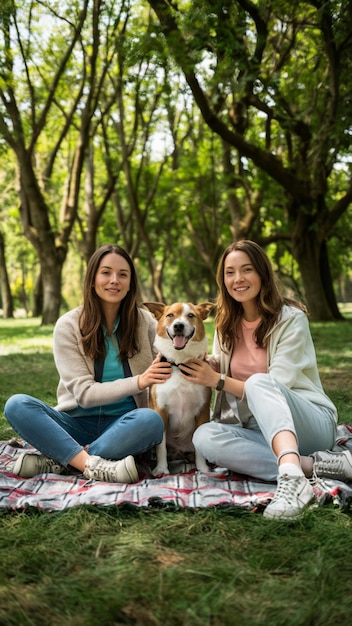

{"left": 319, "top": 240, "right": 344, "bottom": 321}
{"left": 0, "top": 231, "right": 14, "bottom": 318}
{"left": 18, "top": 157, "right": 67, "bottom": 324}
{"left": 32, "top": 271, "right": 43, "bottom": 318}
{"left": 291, "top": 231, "right": 335, "bottom": 321}
{"left": 40, "top": 259, "right": 63, "bottom": 325}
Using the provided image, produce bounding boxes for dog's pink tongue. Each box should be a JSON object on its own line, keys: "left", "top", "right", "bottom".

{"left": 173, "top": 335, "right": 187, "bottom": 350}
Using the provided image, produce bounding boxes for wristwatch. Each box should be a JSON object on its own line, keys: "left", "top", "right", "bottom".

{"left": 216, "top": 373, "right": 226, "bottom": 391}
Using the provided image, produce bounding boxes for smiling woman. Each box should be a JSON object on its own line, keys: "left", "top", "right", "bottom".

{"left": 223, "top": 250, "right": 262, "bottom": 320}
{"left": 190, "top": 240, "right": 346, "bottom": 521}
{"left": 93, "top": 254, "right": 131, "bottom": 331}
{"left": 4, "top": 244, "right": 172, "bottom": 484}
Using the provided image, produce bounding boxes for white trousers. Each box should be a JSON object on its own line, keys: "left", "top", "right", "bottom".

{"left": 193, "top": 373, "right": 336, "bottom": 482}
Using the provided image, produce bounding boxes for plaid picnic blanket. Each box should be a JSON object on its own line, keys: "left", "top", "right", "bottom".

{"left": 0, "top": 424, "right": 352, "bottom": 513}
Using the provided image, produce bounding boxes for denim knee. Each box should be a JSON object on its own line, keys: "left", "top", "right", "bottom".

{"left": 142, "top": 408, "right": 164, "bottom": 442}
{"left": 4, "top": 393, "right": 29, "bottom": 426}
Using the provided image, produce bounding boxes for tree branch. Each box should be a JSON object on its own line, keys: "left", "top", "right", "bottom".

{"left": 147, "top": 0, "right": 307, "bottom": 199}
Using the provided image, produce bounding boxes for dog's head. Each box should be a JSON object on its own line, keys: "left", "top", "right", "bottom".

{"left": 143, "top": 301, "right": 214, "bottom": 363}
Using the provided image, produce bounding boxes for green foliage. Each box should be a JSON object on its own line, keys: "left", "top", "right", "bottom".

{"left": 0, "top": 319, "right": 57, "bottom": 416}
{"left": 0, "top": 0, "right": 352, "bottom": 319}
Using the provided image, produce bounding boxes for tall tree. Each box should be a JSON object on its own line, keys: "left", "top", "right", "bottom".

{"left": 0, "top": 0, "right": 129, "bottom": 322}
{"left": 146, "top": 0, "right": 352, "bottom": 320}
{"left": 0, "top": 0, "right": 91, "bottom": 322}
{"left": 0, "top": 230, "right": 13, "bottom": 318}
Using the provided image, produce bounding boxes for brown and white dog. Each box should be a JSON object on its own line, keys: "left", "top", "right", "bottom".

{"left": 143, "top": 301, "right": 214, "bottom": 476}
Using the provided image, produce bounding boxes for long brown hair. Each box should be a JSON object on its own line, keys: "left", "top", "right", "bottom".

{"left": 215, "top": 240, "right": 306, "bottom": 351}
{"left": 79, "top": 244, "right": 139, "bottom": 360}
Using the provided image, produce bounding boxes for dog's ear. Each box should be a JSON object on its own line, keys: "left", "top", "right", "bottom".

{"left": 196, "top": 302, "right": 215, "bottom": 321}
{"left": 143, "top": 302, "right": 166, "bottom": 320}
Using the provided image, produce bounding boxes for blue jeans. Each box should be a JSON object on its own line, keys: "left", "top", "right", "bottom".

{"left": 193, "top": 373, "right": 337, "bottom": 482}
{"left": 4, "top": 394, "right": 164, "bottom": 466}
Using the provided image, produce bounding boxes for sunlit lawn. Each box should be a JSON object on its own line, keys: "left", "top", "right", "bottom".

{"left": 0, "top": 315, "right": 352, "bottom": 625}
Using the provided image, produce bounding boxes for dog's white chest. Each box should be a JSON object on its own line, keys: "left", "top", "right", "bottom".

{"left": 156, "top": 368, "right": 206, "bottom": 414}
{"left": 152, "top": 369, "right": 210, "bottom": 472}
{"left": 154, "top": 367, "right": 208, "bottom": 449}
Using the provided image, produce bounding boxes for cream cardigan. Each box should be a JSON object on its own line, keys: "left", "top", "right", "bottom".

{"left": 53, "top": 306, "right": 156, "bottom": 412}
{"left": 212, "top": 305, "right": 338, "bottom": 423}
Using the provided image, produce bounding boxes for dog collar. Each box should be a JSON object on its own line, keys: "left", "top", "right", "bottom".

{"left": 160, "top": 355, "right": 192, "bottom": 376}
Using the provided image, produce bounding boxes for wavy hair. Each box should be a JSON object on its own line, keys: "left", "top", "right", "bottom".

{"left": 215, "top": 240, "right": 306, "bottom": 352}
{"left": 79, "top": 244, "right": 139, "bottom": 360}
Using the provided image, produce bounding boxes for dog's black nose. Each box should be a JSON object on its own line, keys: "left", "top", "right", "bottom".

{"left": 173, "top": 322, "right": 185, "bottom": 334}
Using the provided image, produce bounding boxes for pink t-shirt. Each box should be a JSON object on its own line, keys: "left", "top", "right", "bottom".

{"left": 230, "top": 318, "right": 267, "bottom": 381}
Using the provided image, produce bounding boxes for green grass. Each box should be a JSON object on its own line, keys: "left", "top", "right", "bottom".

{"left": 1, "top": 317, "right": 352, "bottom": 625}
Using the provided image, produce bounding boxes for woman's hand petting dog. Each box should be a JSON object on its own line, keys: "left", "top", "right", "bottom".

{"left": 179, "top": 358, "right": 219, "bottom": 388}
{"left": 138, "top": 353, "right": 172, "bottom": 390}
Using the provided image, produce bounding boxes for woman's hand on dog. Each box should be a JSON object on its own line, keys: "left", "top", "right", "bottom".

{"left": 138, "top": 353, "right": 172, "bottom": 390}
{"left": 179, "top": 358, "right": 219, "bottom": 388}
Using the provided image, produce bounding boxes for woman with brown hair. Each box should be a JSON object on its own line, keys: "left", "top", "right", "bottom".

{"left": 180, "top": 240, "right": 351, "bottom": 519}
{"left": 5, "top": 244, "right": 171, "bottom": 483}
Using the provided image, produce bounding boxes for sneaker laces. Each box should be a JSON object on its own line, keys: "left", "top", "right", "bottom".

{"left": 37, "top": 456, "right": 64, "bottom": 474}
{"left": 87, "top": 458, "right": 122, "bottom": 482}
{"left": 314, "top": 457, "right": 345, "bottom": 480}
{"left": 271, "top": 475, "right": 302, "bottom": 504}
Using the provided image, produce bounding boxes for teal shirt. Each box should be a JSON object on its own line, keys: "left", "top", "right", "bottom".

{"left": 70, "top": 318, "right": 136, "bottom": 418}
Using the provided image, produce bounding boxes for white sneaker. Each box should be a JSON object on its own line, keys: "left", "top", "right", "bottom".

{"left": 263, "top": 474, "right": 315, "bottom": 520}
{"left": 83, "top": 455, "right": 139, "bottom": 483}
{"left": 313, "top": 449, "right": 352, "bottom": 481}
{"left": 13, "top": 452, "right": 66, "bottom": 478}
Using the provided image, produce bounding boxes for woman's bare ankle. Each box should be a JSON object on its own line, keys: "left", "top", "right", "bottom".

{"left": 300, "top": 455, "right": 314, "bottom": 478}
{"left": 68, "top": 449, "right": 90, "bottom": 472}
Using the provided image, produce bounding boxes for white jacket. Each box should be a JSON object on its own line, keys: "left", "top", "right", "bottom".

{"left": 53, "top": 306, "right": 156, "bottom": 412}
{"left": 212, "top": 305, "right": 337, "bottom": 423}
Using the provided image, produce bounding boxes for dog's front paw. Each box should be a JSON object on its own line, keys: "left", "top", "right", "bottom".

{"left": 195, "top": 453, "right": 209, "bottom": 473}
{"left": 152, "top": 465, "right": 170, "bottom": 477}
{"left": 196, "top": 463, "right": 210, "bottom": 473}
